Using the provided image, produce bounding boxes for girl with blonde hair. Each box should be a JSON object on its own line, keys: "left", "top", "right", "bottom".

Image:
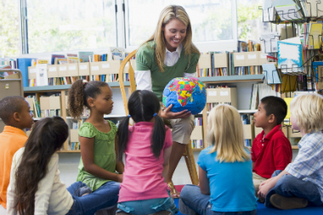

{"left": 135, "top": 4, "right": 200, "bottom": 198}
{"left": 179, "top": 104, "right": 257, "bottom": 215}
{"left": 258, "top": 93, "right": 323, "bottom": 210}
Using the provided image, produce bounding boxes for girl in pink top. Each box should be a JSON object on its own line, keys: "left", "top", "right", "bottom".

{"left": 116, "top": 90, "right": 178, "bottom": 215}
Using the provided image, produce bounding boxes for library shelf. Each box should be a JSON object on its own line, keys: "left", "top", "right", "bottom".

{"left": 23, "top": 81, "right": 131, "bottom": 92}
{"left": 198, "top": 74, "right": 265, "bottom": 84}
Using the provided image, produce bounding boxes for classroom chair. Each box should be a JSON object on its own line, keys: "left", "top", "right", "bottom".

{"left": 118, "top": 50, "right": 199, "bottom": 186}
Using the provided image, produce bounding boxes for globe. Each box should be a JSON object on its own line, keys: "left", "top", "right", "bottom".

{"left": 162, "top": 77, "right": 206, "bottom": 115}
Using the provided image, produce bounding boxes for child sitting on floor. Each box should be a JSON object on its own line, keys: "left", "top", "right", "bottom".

{"left": 252, "top": 96, "right": 292, "bottom": 194}
{"left": 0, "top": 96, "right": 33, "bottom": 209}
{"left": 179, "top": 104, "right": 257, "bottom": 215}
{"left": 258, "top": 93, "right": 323, "bottom": 210}
{"left": 7, "top": 117, "right": 115, "bottom": 214}
{"left": 68, "top": 80, "right": 124, "bottom": 209}
{"left": 116, "top": 90, "right": 178, "bottom": 215}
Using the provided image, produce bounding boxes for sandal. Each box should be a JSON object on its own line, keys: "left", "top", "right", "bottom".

{"left": 167, "top": 182, "right": 180, "bottom": 198}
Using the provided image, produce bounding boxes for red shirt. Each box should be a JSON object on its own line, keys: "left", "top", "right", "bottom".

{"left": 251, "top": 124, "right": 292, "bottom": 178}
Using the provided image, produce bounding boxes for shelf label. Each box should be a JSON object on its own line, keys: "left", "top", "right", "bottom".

{"left": 102, "top": 63, "right": 110, "bottom": 69}
{"left": 30, "top": 68, "right": 37, "bottom": 73}
{"left": 68, "top": 65, "right": 77, "bottom": 71}
{"left": 248, "top": 54, "right": 257, "bottom": 59}
{"left": 49, "top": 67, "right": 57, "bottom": 72}
{"left": 208, "top": 91, "right": 217, "bottom": 96}
{"left": 80, "top": 65, "right": 88, "bottom": 70}
{"left": 235, "top": 55, "right": 244, "bottom": 60}
{"left": 261, "top": 54, "right": 267, "bottom": 59}
{"left": 91, "top": 66, "right": 99, "bottom": 71}
{"left": 220, "top": 91, "right": 229, "bottom": 96}
{"left": 59, "top": 66, "right": 67, "bottom": 71}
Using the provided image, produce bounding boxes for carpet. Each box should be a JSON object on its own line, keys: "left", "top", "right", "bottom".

{"left": 173, "top": 185, "right": 323, "bottom": 215}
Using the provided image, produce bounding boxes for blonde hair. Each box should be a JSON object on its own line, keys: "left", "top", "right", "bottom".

{"left": 207, "top": 104, "right": 250, "bottom": 163}
{"left": 290, "top": 93, "right": 323, "bottom": 133}
{"left": 142, "top": 5, "right": 199, "bottom": 72}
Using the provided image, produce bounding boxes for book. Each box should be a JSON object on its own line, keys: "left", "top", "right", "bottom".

{"left": 110, "top": 47, "right": 124, "bottom": 60}
{"left": 307, "top": 22, "right": 323, "bottom": 49}
{"left": 51, "top": 54, "right": 65, "bottom": 65}
{"left": 17, "top": 58, "right": 33, "bottom": 87}
{"left": 277, "top": 37, "right": 303, "bottom": 74}
{"left": 78, "top": 51, "right": 94, "bottom": 63}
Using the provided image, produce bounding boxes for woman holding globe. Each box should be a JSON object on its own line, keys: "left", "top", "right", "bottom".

{"left": 135, "top": 5, "right": 200, "bottom": 198}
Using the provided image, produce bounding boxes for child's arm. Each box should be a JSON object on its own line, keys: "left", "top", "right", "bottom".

{"left": 198, "top": 165, "right": 210, "bottom": 195}
{"left": 162, "top": 146, "right": 172, "bottom": 180}
{"left": 7, "top": 151, "right": 20, "bottom": 215}
{"left": 115, "top": 137, "right": 124, "bottom": 175}
{"left": 258, "top": 170, "right": 289, "bottom": 198}
{"left": 80, "top": 136, "right": 122, "bottom": 182}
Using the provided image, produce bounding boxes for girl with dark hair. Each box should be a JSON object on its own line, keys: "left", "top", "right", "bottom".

{"left": 7, "top": 117, "right": 115, "bottom": 214}
{"left": 116, "top": 90, "right": 178, "bottom": 215}
{"left": 68, "top": 80, "right": 124, "bottom": 209}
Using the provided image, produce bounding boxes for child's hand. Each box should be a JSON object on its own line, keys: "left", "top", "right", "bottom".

{"left": 258, "top": 178, "right": 275, "bottom": 198}
{"left": 116, "top": 174, "right": 123, "bottom": 182}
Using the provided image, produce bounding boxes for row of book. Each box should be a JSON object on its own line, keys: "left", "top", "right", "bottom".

{"left": 196, "top": 40, "right": 267, "bottom": 78}
{"left": 25, "top": 94, "right": 61, "bottom": 118}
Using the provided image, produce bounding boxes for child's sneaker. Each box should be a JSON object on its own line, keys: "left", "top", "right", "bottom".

{"left": 270, "top": 194, "right": 308, "bottom": 210}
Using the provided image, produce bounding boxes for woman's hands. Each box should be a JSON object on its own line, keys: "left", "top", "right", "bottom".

{"left": 160, "top": 104, "right": 191, "bottom": 119}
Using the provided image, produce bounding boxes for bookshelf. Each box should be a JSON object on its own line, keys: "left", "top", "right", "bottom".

{"left": 23, "top": 83, "right": 131, "bottom": 153}
{"left": 200, "top": 75, "right": 265, "bottom": 150}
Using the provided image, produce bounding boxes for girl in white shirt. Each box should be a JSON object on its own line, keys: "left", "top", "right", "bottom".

{"left": 7, "top": 117, "right": 112, "bottom": 215}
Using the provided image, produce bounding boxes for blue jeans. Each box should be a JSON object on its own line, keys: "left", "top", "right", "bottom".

{"left": 180, "top": 185, "right": 257, "bottom": 215}
{"left": 66, "top": 181, "right": 120, "bottom": 215}
{"left": 117, "top": 195, "right": 178, "bottom": 215}
{"left": 265, "top": 170, "right": 323, "bottom": 208}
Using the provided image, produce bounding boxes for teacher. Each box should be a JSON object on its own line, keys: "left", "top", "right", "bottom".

{"left": 135, "top": 5, "right": 200, "bottom": 198}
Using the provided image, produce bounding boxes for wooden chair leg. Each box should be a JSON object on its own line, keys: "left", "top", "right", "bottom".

{"left": 183, "top": 144, "right": 198, "bottom": 185}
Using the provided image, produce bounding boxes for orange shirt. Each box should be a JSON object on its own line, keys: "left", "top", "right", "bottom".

{"left": 0, "top": 126, "right": 27, "bottom": 209}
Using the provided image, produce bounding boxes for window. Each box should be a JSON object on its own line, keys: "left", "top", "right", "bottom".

{"left": 24, "top": 0, "right": 117, "bottom": 54}
{"left": 0, "top": 0, "right": 20, "bottom": 57}
{"left": 125, "top": 0, "right": 237, "bottom": 51}
{"left": 237, "top": 0, "right": 265, "bottom": 41}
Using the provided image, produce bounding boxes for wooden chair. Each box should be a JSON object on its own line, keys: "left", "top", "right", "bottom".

{"left": 118, "top": 50, "right": 199, "bottom": 185}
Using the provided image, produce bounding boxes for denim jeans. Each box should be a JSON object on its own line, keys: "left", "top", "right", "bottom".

{"left": 66, "top": 181, "right": 120, "bottom": 215}
{"left": 180, "top": 184, "right": 257, "bottom": 215}
{"left": 117, "top": 196, "right": 178, "bottom": 215}
{"left": 265, "top": 170, "right": 323, "bottom": 208}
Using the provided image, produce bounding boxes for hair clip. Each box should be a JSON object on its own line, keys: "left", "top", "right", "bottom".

{"left": 153, "top": 113, "right": 157, "bottom": 117}
{"left": 128, "top": 114, "right": 131, "bottom": 118}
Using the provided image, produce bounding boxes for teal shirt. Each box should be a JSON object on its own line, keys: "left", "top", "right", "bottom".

{"left": 136, "top": 41, "right": 200, "bottom": 100}
{"left": 76, "top": 121, "right": 117, "bottom": 191}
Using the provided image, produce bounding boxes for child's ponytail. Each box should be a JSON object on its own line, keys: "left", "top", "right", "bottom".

{"left": 151, "top": 114, "right": 166, "bottom": 158}
{"left": 68, "top": 79, "right": 86, "bottom": 118}
{"left": 117, "top": 116, "right": 130, "bottom": 161}
{"left": 68, "top": 80, "right": 110, "bottom": 118}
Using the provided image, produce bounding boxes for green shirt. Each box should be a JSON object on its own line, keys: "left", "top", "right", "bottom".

{"left": 136, "top": 41, "right": 200, "bottom": 100}
{"left": 76, "top": 120, "right": 117, "bottom": 191}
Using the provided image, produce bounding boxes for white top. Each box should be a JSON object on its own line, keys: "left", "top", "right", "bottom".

{"left": 7, "top": 148, "right": 74, "bottom": 215}
{"left": 135, "top": 44, "right": 195, "bottom": 91}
